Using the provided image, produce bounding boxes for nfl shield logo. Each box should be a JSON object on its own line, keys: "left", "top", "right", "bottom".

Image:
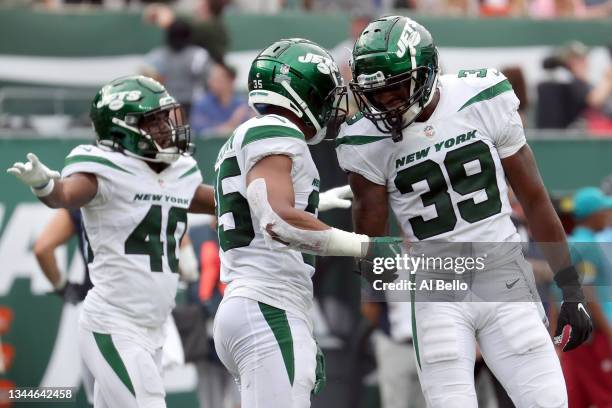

{"left": 280, "top": 64, "right": 290, "bottom": 74}
{"left": 424, "top": 125, "right": 435, "bottom": 138}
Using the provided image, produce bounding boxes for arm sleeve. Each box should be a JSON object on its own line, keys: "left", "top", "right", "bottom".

{"left": 61, "top": 146, "right": 115, "bottom": 207}
{"left": 495, "top": 109, "right": 527, "bottom": 159}
{"left": 336, "top": 144, "right": 387, "bottom": 186}
{"left": 241, "top": 135, "right": 306, "bottom": 175}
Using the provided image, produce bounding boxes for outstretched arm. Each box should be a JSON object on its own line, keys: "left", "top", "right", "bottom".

{"left": 244, "top": 155, "right": 394, "bottom": 257}
{"left": 7, "top": 153, "right": 97, "bottom": 209}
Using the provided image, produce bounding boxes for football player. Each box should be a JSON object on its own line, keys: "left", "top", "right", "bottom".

{"left": 335, "top": 16, "right": 593, "bottom": 408}
{"left": 8, "top": 76, "right": 213, "bottom": 408}
{"left": 211, "top": 38, "right": 398, "bottom": 408}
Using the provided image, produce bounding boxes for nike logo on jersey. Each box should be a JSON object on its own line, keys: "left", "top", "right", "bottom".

{"left": 577, "top": 303, "right": 590, "bottom": 318}
{"left": 505, "top": 278, "right": 520, "bottom": 289}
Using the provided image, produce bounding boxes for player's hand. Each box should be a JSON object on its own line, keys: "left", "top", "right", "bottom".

{"left": 553, "top": 265, "right": 593, "bottom": 351}
{"left": 318, "top": 185, "right": 353, "bottom": 212}
{"left": 357, "top": 237, "right": 403, "bottom": 284}
{"left": 7, "top": 153, "right": 60, "bottom": 190}
{"left": 56, "top": 282, "right": 86, "bottom": 305}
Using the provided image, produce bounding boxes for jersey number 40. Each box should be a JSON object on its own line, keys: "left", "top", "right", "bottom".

{"left": 124, "top": 205, "right": 187, "bottom": 273}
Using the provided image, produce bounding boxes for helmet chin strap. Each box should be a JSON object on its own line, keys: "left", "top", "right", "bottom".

{"left": 400, "top": 70, "right": 440, "bottom": 130}
{"left": 280, "top": 81, "right": 325, "bottom": 145}
{"left": 307, "top": 126, "right": 328, "bottom": 145}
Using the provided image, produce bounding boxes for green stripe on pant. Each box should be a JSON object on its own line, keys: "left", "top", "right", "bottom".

{"left": 93, "top": 332, "right": 136, "bottom": 396}
{"left": 410, "top": 273, "right": 422, "bottom": 369}
{"left": 258, "top": 302, "right": 295, "bottom": 385}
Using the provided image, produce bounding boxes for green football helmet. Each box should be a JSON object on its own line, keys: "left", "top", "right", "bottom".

{"left": 90, "top": 75, "right": 193, "bottom": 163}
{"left": 248, "top": 38, "right": 347, "bottom": 144}
{"left": 350, "top": 16, "right": 439, "bottom": 141}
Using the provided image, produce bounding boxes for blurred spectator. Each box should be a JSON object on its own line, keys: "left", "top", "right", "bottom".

{"left": 34, "top": 209, "right": 94, "bottom": 404}
{"left": 232, "top": 0, "right": 282, "bottom": 13}
{"left": 331, "top": 12, "right": 371, "bottom": 115}
{"left": 479, "top": 0, "right": 527, "bottom": 16}
{"left": 331, "top": 12, "right": 371, "bottom": 84}
{"left": 529, "top": 0, "right": 612, "bottom": 18}
{"left": 142, "top": 19, "right": 211, "bottom": 117}
{"left": 536, "top": 42, "right": 612, "bottom": 130}
{"left": 145, "top": 0, "right": 229, "bottom": 64}
{"left": 361, "top": 301, "right": 426, "bottom": 408}
{"left": 501, "top": 66, "right": 529, "bottom": 125}
{"left": 559, "top": 187, "right": 612, "bottom": 408}
{"left": 190, "top": 63, "right": 251, "bottom": 137}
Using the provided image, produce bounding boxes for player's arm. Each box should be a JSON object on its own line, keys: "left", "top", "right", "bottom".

{"left": 33, "top": 209, "right": 75, "bottom": 290}
{"left": 7, "top": 153, "right": 97, "bottom": 209}
{"left": 348, "top": 172, "right": 389, "bottom": 236}
{"left": 247, "top": 155, "right": 330, "bottom": 233}
{"left": 502, "top": 145, "right": 592, "bottom": 350}
{"left": 188, "top": 184, "right": 216, "bottom": 214}
{"left": 245, "top": 155, "right": 393, "bottom": 256}
{"left": 503, "top": 145, "right": 570, "bottom": 271}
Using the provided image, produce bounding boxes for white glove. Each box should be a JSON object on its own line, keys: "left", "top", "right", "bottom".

{"left": 318, "top": 185, "right": 353, "bottom": 212}
{"left": 178, "top": 244, "right": 199, "bottom": 283}
{"left": 7, "top": 153, "right": 60, "bottom": 196}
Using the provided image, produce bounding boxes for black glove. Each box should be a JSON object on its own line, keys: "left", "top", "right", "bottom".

{"left": 55, "top": 282, "right": 87, "bottom": 305}
{"left": 354, "top": 237, "right": 402, "bottom": 285}
{"left": 553, "top": 265, "right": 593, "bottom": 352}
{"left": 355, "top": 258, "right": 399, "bottom": 285}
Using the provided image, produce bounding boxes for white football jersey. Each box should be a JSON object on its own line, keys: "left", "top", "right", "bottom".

{"left": 214, "top": 114, "right": 320, "bottom": 326}
{"left": 62, "top": 145, "right": 202, "bottom": 350}
{"left": 337, "top": 69, "right": 525, "bottom": 243}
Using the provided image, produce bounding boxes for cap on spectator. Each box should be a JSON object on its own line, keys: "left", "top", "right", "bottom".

{"left": 572, "top": 187, "right": 612, "bottom": 219}
{"left": 557, "top": 41, "right": 589, "bottom": 61}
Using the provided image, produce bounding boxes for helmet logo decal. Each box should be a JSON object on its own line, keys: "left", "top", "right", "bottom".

{"left": 159, "top": 96, "right": 176, "bottom": 106}
{"left": 396, "top": 19, "right": 421, "bottom": 58}
{"left": 96, "top": 90, "right": 142, "bottom": 109}
{"left": 275, "top": 65, "right": 292, "bottom": 84}
{"left": 298, "top": 53, "right": 339, "bottom": 75}
{"left": 108, "top": 100, "right": 124, "bottom": 111}
{"left": 357, "top": 71, "right": 386, "bottom": 88}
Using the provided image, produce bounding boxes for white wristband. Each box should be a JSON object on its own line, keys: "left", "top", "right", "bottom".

{"left": 325, "top": 228, "right": 369, "bottom": 257}
{"left": 31, "top": 179, "right": 55, "bottom": 197}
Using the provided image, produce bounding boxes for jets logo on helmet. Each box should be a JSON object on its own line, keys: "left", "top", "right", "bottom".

{"left": 350, "top": 16, "right": 439, "bottom": 141}
{"left": 248, "top": 38, "right": 348, "bottom": 145}
{"left": 395, "top": 19, "right": 421, "bottom": 58}
{"left": 298, "top": 53, "right": 340, "bottom": 76}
